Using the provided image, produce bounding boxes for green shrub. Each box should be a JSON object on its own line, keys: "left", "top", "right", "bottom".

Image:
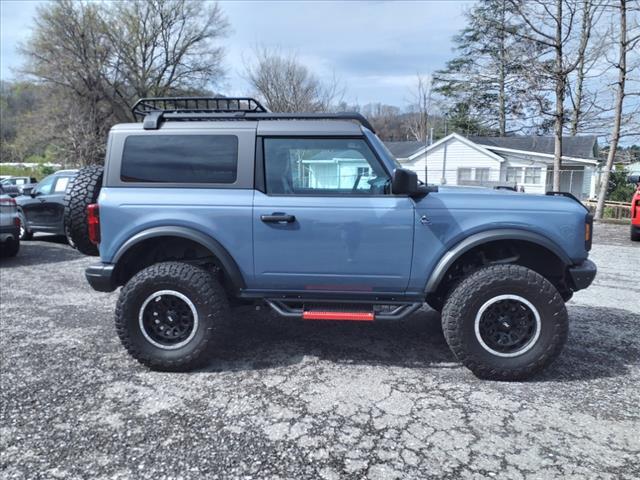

{"left": 606, "top": 167, "right": 635, "bottom": 203}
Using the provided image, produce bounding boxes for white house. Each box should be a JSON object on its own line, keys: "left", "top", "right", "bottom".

{"left": 299, "top": 150, "right": 371, "bottom": 190}
{"left": 385, "top": 133, "right": 599, "bottom": 199}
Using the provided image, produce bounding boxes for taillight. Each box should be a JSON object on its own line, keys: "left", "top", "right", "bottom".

{"left": 0, "top": 197, "right": 16, "bottom": 206}
{"left": 87, "top": 203, "right": 100, "bottom": 245}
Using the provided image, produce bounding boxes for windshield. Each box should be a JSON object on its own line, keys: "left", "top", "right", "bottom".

{"left": 363, "top": 129, "right": 402, "bottom": 170}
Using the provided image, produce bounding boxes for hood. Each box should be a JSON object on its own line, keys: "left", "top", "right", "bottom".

{"left": 433, "top": 185, "right": 521, "bottom": 196}
{"left": 414, "top": 185, "right": 587, "bottom": 216}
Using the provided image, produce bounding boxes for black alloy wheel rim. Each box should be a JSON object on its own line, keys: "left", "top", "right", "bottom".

{"left": 140, "top": 293, "right": 196, "bottom": 348}
{"left": 478, "top": 299, "right": 537, "bottom": 355}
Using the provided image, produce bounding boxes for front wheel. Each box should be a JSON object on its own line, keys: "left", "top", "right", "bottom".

{"left": 115, "top": 262, "right": 230, "bottom": 371}
{"left": 441, "top": 264, "right": 568, "bottom": 381}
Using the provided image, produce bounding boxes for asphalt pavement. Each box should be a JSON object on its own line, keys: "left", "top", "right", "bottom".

{"left": 0, "top": 224, "right": 638, "bottom": 479}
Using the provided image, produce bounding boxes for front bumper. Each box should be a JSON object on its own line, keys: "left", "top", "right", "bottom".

{"left": 85, "top": 263, "right": 116, "bottom": 292}
{"left": 567, "top": 259, "right": 597, "bottom": 291}
{"left": 0, "top": 224, "right": 19, "bottom": 242}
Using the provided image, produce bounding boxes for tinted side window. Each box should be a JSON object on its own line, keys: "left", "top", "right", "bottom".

{"left": 121, "top": 135, "right": 238, "bottom": 183}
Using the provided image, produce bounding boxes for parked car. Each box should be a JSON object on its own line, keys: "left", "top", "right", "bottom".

{"left": 629, "top": 175, "right": 640, "bottom": 241}
{"left": 67, "top": 97, "right": 597, "bottom": 380}
{"left": 16, "top": 170, "right": 77, "bottom": 240}
{"left": 0, "top": 176, "right": 38, "bottom": 197}
{"left": 0, "top": 185, "right": 20, "bottom": 257}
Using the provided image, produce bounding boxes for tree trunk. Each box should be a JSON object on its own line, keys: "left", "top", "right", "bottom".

{"left": 552, "top": 0, "right": 564, "bottom": 191}
{"left": 571, "top": 54, "right": 586, "bottom": 136}
{"left": 498, "top": 0, "right": 507, "bottom": 136}
{"left": 570, "top": 0, "right": 592, "bottom": 136}
{"left": 595, "top": 0, "right": 627, "bottom": 219}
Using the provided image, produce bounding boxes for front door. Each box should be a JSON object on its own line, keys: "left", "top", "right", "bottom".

{"left": 21, "top": 174, "right": 57, "bottom": 229}
{"left": 253, "top": 137, "right": 415, "bottom": 293}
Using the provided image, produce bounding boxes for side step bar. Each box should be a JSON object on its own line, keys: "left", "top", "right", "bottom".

{"left": 265, "top": 300, "right": 422, "bottom": 321}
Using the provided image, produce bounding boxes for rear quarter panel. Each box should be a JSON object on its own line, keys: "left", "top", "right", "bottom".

{"left": 98, "top": 188, "right": 255, "bottom": 282}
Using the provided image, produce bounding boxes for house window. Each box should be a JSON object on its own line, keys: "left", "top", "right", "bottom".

{"left": 524, "top": 167, "right": 541, "bottom": 184}
{"left": 475, "top": 168, "right": 490, "bottom": 183}
{"left": 458, "top": 168, "right": 472, "bottom": 182}
{"left": 506, "top": 167, "right": 523, "bottom": 183}
{"left": 357, "top": 167, "right": 371, "bottom": 177}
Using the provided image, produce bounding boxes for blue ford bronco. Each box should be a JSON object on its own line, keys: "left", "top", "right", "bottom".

{"left": 66, "top": 97, "right": 597, "bottom": 380}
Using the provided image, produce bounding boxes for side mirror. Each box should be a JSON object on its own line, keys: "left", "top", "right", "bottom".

{"left": 391, "top": 168, "right": 427, "bottom": 198}
{"left": 29, "top": 189, "right": 38, "bottom": 198}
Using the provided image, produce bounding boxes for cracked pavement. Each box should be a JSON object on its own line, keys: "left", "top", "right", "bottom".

{"left": 1, "top": 223, "right": 639, "bottom": 479}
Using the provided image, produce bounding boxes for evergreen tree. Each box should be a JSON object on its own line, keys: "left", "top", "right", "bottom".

{"left": 433, "top": 0, "right": 547, "bottom": 136}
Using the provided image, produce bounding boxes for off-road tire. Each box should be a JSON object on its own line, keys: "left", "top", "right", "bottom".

{"left": 631, "top": 226, "right": 640, "bottom": 242}
{"left": 441, "top": 264, "right": 568, "bottom": 381}
{"left": 18, "top": 212, "right": 32, "bottom": 240}
{"left": 1, "top": 237, "right": 19, "bottom": 257}
{"left": 115, "top": 262, "right": 230, "bottom": 371}
{"left": 63, "top": 165, "right": 103, "bottom": 256}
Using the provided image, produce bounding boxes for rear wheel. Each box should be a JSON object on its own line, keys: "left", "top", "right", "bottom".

{"left": 441, "top": 264, "right": 568, "bottom": 381}
{"left": 115, "top": 262, "right": 230, "bottom": 371}
{"left": 64, "top": 165, "right": 103, "bottom": 256}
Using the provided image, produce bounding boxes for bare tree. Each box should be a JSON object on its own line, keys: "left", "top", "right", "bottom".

{"left": 405, "top": 74, "right": 433, "bottom": 142}
{"left": 244, "top": 47, "right": 343, "bottom": 112}
{"left": 509, "top": 0, "right": 595, "bottom": 190}
{"left": 19, "top": 0, "right": 114, "bottom": 165}
{"left": 106, "top": 0, "right": 229, "bottom": 120}
{"left": 568, "top": 0, "right": 604, "bottom": 135}
{"left": 19, "top": 0, "right": 229, "bottom": 164}
{"left": 595, "top": 0, "right": 640, "bottom": 219}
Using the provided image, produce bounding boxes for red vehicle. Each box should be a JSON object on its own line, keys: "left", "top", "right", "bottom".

{"left": 630, "top": 175, "right": 640, "bottom": 242}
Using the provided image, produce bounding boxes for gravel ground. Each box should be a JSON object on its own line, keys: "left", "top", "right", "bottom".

{"left": 1, "top": 225, "right": 639, "bottom": 479}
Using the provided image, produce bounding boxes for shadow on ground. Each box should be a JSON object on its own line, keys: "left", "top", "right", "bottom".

{"left": 0, "top": 235, "right": 82, "bottom": 267}
{"left": 195, "top": 305, "right": 639, "bottom": 383}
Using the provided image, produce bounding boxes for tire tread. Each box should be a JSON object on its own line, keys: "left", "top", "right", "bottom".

{"left": 441, "top": 264, "right": 568, "bottom": 381}
{"left": 63, "top": 165, "right": 103, "bottom": 256}
{"left": 114, "top": 261, "right": 230, "bottom": 371}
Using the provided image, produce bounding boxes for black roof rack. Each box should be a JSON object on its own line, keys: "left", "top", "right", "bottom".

{"left": 130, "top": 96, "right": 375, "bottom": 132}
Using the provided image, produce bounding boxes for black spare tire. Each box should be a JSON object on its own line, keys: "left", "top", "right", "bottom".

{"left": 64, "top": 165, "right": 103, "bottom": 256}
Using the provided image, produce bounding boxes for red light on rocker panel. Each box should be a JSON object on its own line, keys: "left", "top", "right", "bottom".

{"left": 87, "top": 203, "right": 100, "bottom": 244}
{"left": 302, "top": 311, "right": 375, "bottom": 321}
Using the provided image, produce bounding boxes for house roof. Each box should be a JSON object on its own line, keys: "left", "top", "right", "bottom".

{"left": 469, "top": 135, "right": 598, "bottom": 159}
{"left": 385, "top": 133, "right": 505, "bottom": 163}
{"left": 384, "top": 141, "right": 426, "bottom": 159}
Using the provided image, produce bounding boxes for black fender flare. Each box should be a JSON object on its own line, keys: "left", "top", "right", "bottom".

{"left": 424, "top": 228, "right": 572, "bottom": 293}
{"left": 112, "top": 226, "right": 246, "bottom": 291}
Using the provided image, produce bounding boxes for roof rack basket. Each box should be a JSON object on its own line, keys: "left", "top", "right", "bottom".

{"left": 130, "top": 96, "right": 375, "bottom": 132}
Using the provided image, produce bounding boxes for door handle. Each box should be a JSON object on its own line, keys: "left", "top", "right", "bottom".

{"left": 261, "top": 213, "right": 296, "bottom": 223}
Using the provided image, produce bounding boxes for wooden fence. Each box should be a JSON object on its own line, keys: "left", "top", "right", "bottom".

{"left": 583, "top": 200, "right": 632, "bottom": 220}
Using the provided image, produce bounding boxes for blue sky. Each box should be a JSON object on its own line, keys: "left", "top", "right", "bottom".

{"left": 0, "top": 0, "right": 472, "bottom": 106}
